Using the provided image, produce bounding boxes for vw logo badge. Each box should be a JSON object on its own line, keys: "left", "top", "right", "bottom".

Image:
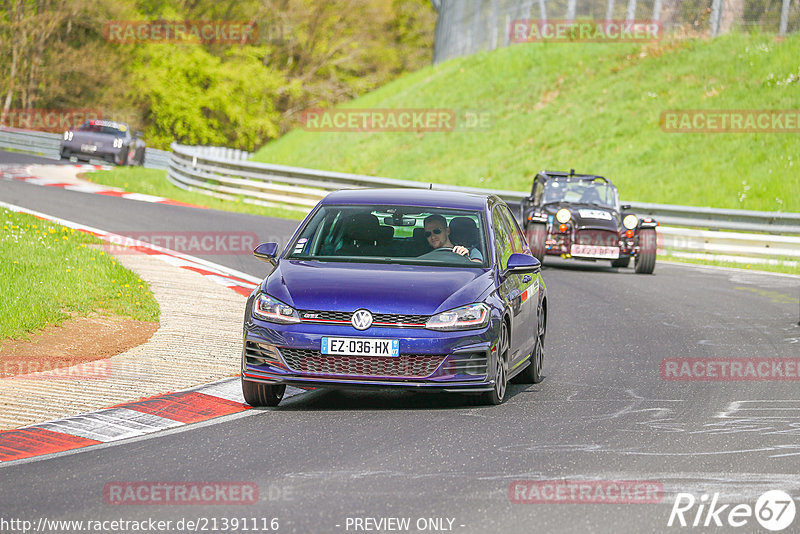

{"left": 351, "top": 309, "right": 373, "bottom": 330}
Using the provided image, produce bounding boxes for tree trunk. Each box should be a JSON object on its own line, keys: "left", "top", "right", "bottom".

{"left": 2, "top": 0, "right": 25, "bottom": 117}
{"left": 719, "top": 0, "right": 745, "bottom": 33}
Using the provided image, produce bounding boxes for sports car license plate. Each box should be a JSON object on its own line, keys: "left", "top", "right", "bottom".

{"left": 321, "top": 337, "right": 399, "bottom": 357}
{"left": 571, "top": 244, "right": 620, "bottom": 259}
{"left": 80, "top": 144, "right": 97, "bottom": 153}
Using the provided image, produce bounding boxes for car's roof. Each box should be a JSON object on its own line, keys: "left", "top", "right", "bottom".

{"left": 321, "top": 189, "right": 493, "bottom": 211}
{"left": 538, "top": 170, "right": 614, "bottom": 186}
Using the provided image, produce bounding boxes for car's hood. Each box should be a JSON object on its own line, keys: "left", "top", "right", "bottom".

{"left": 263, "top": 260, "right": 494, "bottom": 316}
{"left": 543, "top": 203, "right": 620, "bottom": 232}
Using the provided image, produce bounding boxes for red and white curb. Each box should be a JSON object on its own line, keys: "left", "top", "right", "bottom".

{"left": 0, "top": 378, "right": 304, "bottom": 463}
{"left": 0, "top": 164, "right": 203, "bottom": 208}
{"left": 0, "top": 201, "right": 295, "bottom": 463}
{"left": 0, "top": 200, "right": 259, "bottom": 297}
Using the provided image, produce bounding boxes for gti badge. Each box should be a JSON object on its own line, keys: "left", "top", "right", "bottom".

{"left": 351, "top": 309, "right": 373, "bottom": 330}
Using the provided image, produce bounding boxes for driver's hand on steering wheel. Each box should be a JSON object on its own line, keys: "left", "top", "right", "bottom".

{"left": 452, "top": 245, "right": 469, "bottom": 257}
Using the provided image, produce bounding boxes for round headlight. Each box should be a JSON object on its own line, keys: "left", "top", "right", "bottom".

{"left": 623, "top": 214, "right": 638, "bottom": 229}
{"left": 555, "top": 208, "right": 571, "bottom": 224}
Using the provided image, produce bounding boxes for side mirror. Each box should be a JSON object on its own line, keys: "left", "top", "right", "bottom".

{"left": 135, "top": 131, "right": 144, "bottom": 139}
{"left": 253, "top": 242, "right": 279, "bottom": 267}
{"left": 506, "top": 253, "right": 541, "bottom": 274}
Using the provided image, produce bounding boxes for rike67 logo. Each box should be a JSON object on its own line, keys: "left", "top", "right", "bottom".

{"left": 668, "top": 490, "right": 796, "bottom": 531}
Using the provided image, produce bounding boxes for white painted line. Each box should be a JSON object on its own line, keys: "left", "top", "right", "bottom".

{"left": 34, "top": 408, "right": 184, "bottom": 442}
{"left": 193, "top": 378, "right": 246, "bottom": 404}
{"left": 0, "top": 200, "right": 262, "bottom": 286}
{"left": 121, "top": 192, "right": 169, "bottom": 203}
{"left": 63, "top": 184, "right": 109, "bottom": 193}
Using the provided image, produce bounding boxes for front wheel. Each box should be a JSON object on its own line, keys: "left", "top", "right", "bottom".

{"left": 526, "top": 223, "right": 547, "bottom": 262}
{"left": 634, "top": 229, "right": 657, "bottom": 274}
{"left": 479, "top": 323, "right": 509, "bottom": 405}
{"left": 242, "top": 378, "right": 285, "bottom": 407}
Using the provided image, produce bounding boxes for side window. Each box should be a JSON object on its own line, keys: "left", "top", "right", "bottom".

{"left": 492, "top": 206, "right": 514, "bottom": 270}
{"left": 499, "top": 205, "right": 525, "bottom": 254}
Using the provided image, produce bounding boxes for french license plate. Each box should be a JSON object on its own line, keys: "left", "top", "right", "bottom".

{"left": 571, "top": 244, "right": 620, "bottom": 259}
{"left": 80, "top": 144, "right": 97, "bottom": 153}
{"left": 321, "top": 337, "right": 399, "bottom": 357}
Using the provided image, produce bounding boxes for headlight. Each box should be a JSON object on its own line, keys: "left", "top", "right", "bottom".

{"left": 555, "top": 208, "right": 571, "bottom": 224}
{"left": 252, "top": 293, "right": 300, "bottom": 324}
{"left": 426, "top": 303, "right": 490, "bottom": 331}
{"left": 63, "top": 131, "right": 73, "bottom": 141}
{"left": 623, "top": 214, "right": 638, "bottom": 229}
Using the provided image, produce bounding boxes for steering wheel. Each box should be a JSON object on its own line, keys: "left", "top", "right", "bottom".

{"left": 417, "top": 247, "right": 475, "bottom": 264}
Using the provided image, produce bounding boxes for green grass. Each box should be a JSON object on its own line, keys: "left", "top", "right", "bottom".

{"left": 253, "top": 32, "right": 800, "bottom": 213}
{"left": 0, "top": 209, "right": 160, "bottom": 341}
{"left": 83, "top": 167, "right": 307, "bottom": 220}
{"left": 660, "top": 253, "right": 799, "bottom": 275}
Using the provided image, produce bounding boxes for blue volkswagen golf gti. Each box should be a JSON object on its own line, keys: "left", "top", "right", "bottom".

{"left": 241, "top": 189, "right": 547, "bottom": 406}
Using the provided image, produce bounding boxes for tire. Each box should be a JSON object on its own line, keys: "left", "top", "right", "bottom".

{"left": 526, "top": 223, "right": 547, "bottom": 262}
{"left": 611, "top": 256, "right": 630, "bottom": 268}
{"left": 515, "top": 303, "right": 545, "bottom": 384}
{"left": 634, "top": 229, "right": 657, "bottom": 274}
{"left": 241, "top": 378, "right": 285, "bottom": 407}
{"left": 479, "top": 323, "right": 509, "bottom": 405}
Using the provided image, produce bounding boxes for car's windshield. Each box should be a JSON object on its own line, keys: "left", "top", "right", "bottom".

{"left": 77, "top": 120, "right": 127, "bottom": 137}
{"left": 542, "top": 179, "right": 618, "bottom": 209}
{"left": 286, "top": 204, "right": 488, "bottom": 268}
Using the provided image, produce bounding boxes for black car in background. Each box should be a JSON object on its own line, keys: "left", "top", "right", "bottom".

{"left": 521, "top": 170, "right": 658, "bottom": 274}
{"left": 60, "top": 119, "right": 145, "bottom": 166}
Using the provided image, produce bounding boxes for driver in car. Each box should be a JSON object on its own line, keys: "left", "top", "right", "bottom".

{"left": 423, "top": 214, "right": 482, "bottom": 262}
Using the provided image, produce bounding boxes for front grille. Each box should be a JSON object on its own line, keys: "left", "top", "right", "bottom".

{"left": 574, "top": 229, "right": 619, "bottom": 247}
{"left": 279, "top": 348, "right": 445, "bottom": 378}
{"left": 245, "top": 341, "right": 287, "bottom": 369}
{"left": 298, "top": 310, "right": 428, "bottom": 327}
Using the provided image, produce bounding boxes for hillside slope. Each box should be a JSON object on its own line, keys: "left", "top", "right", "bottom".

{"left": 254, "top": 33, "right": 800, "bottom": 212}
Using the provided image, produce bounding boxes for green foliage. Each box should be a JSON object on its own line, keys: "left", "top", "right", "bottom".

{"left": 0, "top": 209, "right": 159, "bottom": 340}
{"left": 128, "top": 44, "right": 284, "bottom": 151}
{"left": 0, "top": 0, "right": 436, "bottom": 150}
{"left": 253, "top": 32, "right": 800, "bottom": 213}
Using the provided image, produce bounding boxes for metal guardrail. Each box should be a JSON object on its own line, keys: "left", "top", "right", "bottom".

{"left": 658, "top": 227, "right": 800, "bottom": 259}
{"left": 0, "top": 127, "right": 171, "bottom": 170}
{"left": 1, "top": 128, "right": 798, "bottom": 261}
{"left": 168, "top": 142, "right": 800, "bottom": 236}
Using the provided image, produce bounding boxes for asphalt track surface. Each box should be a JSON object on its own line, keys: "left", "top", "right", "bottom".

{"left": 1, "top": 150, "right": 799, "bottom": 533}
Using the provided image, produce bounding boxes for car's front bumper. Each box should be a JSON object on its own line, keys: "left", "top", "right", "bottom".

{"left": 242, "top": 371, "right": 495, "bottom": 393}
{"left": 241, "top": 320, "right": 499, "bottom": 393}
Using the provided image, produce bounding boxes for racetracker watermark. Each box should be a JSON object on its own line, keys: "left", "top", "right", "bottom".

{"left": 510, "top": 19, "right": 663, "bottom": 43}
{"left": 2, "top": 360, "right": 110, "bottom": 380}
{"left": 104, "top": 231, "right": 259, "bottom": 255}
{"left": 298, "top": 108, "right": 492, "bottom": 132}
{"left": 660, "top": 110, "right": 800, "bottom": 133}
{"left": 509, "top": 480, "right": 663, "bottom": 504}
{"left": 661, "top": 358, "right": 800, "bottom": 381}
{"left": 104, "top": 20, "right": 258, "bottom": 45}
{"left": 104, "top": 482, "right": 261, "bottom": 505}
{"left": 0, "top": 109, "right": 102, "bottom": 133}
